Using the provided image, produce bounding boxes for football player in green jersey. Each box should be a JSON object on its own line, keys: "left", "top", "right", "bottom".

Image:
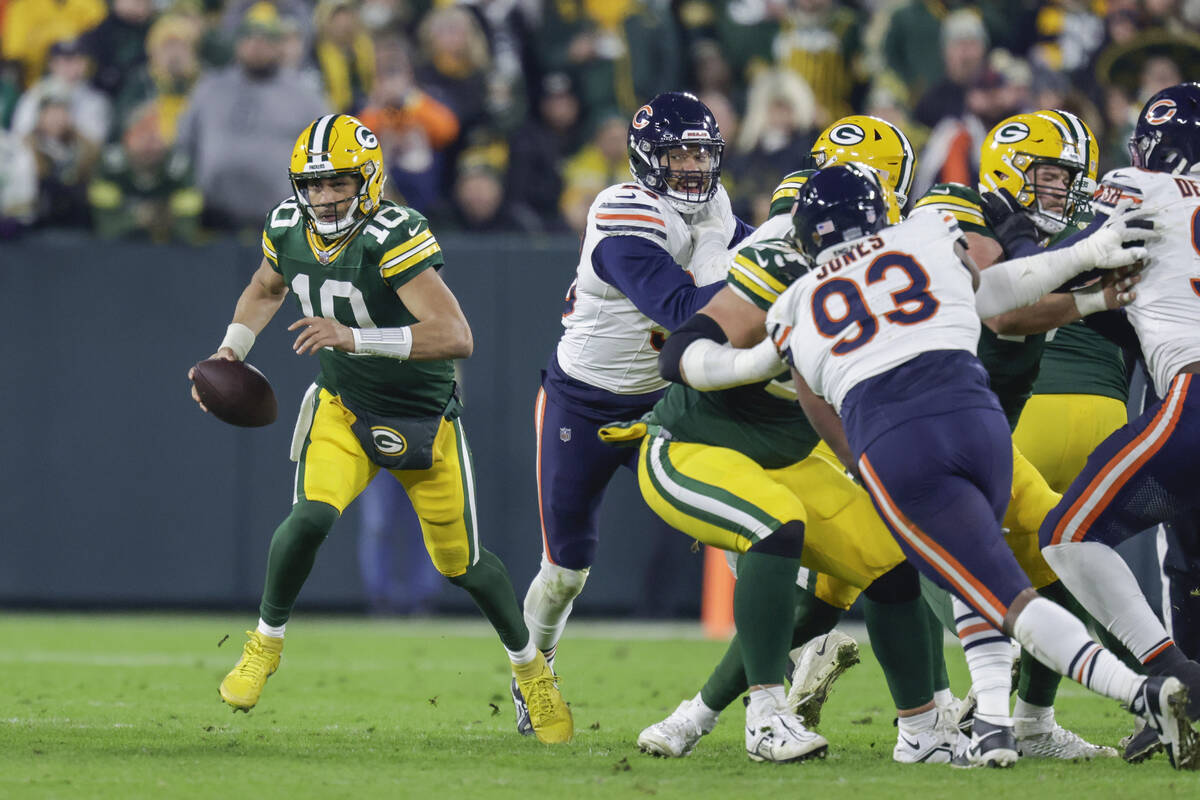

{"left": 188, "top": 114, "right": 572, "bottom": 743}
{"left": 911, "top": 109, "right": 1136, "bottom": 760}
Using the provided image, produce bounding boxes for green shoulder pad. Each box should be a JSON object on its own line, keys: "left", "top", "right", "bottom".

{"left": 912, "top": 183, "right": 995, "bottom": 239}
{"left": 366, "top": 203, "right": 444, "bottom": 285}
{"left": 768, "top": 169, "right": 816, "bottom": 218}
{"left": 727, "top": 238, "right": 802, "bottom": 312}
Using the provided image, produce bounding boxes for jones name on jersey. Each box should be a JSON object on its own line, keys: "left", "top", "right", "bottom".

{"left": 262, "top": 196, "right": 454, "bottom": 417}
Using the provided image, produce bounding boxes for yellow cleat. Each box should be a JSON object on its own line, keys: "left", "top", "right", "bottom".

{"left": 512, "top": 652, "right": 573, "bottom": 744}
{"left": 218, "top": 630, "right": 283, "bottom": 712}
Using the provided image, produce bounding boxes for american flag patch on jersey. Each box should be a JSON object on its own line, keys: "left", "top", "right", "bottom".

{"left": 816, "top": 220, "right": 835, "bottom": 235}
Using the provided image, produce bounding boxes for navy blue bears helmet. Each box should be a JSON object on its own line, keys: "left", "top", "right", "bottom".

{"left": 628, "top": 92, "right": 724, "bottom": 212}
{"left": 1129, "top": 82, "right": 1200, "bottom": 174}
{"left": 790, "top": 163, "right": 889, "bottom": 261}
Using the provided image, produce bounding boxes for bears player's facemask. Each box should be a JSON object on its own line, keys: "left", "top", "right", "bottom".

{"left": 628, "top": 91, "right": 725, "bottom": 214}
{"left": 289, "top": 114, "right": 387, "bottom": 239}
{"left": 978, "top": 110, "right": 1097, "bottom": 236}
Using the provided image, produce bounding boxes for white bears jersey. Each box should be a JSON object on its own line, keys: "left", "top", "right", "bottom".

{"left": 1092, "top": 167, "right": 1200, "bottom": 396}
{"left": 555, "top": 182, "right": 733, "bottom": 394}
{"left": 766, "top": 212, "right": 981, "bottom": 412}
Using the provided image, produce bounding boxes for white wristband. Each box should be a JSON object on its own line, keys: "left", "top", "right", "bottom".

{"left": 1072, "top": 286, "right": 1109, "bottom": 317}
{"left": 219, "top": 323, "right": 255, "bottom": 361}
{"left": 352, "top": 326, "right": 413, "bottom": 360}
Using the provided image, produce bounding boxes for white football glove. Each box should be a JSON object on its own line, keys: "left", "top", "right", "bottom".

{"left": 1070, "top": 198, "right": 1159, "bottom": 270}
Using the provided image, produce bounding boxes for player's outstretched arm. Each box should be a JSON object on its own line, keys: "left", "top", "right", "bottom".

{"left": 974, "top": 200, "right": 1156, "bottom": 319}
{"left": 658, "top": 286, "right": 785, "bottom": 390}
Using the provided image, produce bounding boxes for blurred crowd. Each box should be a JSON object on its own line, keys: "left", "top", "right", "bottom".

{"left": 2, "top": 0, "right": 1199, "bottom": 242}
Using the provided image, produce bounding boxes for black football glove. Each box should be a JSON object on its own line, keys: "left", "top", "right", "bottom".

{"left": 979, "top": 188, "right": 1039, "bottom": 258}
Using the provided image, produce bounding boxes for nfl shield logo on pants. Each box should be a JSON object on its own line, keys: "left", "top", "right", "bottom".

{"left": 559, "top": 427, "right": 572, "bottom": 442}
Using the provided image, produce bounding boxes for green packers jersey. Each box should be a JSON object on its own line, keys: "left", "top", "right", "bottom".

{"left": 1034, "top": 211, "right": 1127, "bottom": 402}
{"left": 1033, "top": 322, "right": 1128, "bottom": 401}
{"left": 768, "top": 169, "right": 815, "bottom": 219}
{"left": 261, "top": 198, "right": 454, "bottom": 417}
{"left": 915, "top": 182, "right": 1042, "bottom": 429}
{"left": 655, "top": 236, "right": 820, "bottom": 468}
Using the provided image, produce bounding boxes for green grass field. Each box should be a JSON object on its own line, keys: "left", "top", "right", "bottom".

{"left": 1, "top": 613, "right": 1196, "bottom": 799}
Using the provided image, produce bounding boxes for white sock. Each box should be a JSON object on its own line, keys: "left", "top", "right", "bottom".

{"left": 1011, "top": 596, "right": 1143, "bottom": 706}
{"left": 506, "top": 640, "right": 538, "bottom": 666}
{"left": 746, "top": 686, "right": 787, "bottom": 720}
{"left": 933, "top": 688, "right": 954, "bottom": 710}
{"left": 898, "top": 707, "right": 938, "bottom": 735}
{"left": 1043, "top": 540, "right": 1174, "bottom": 662}
{"left": 1012, "top": 697, "right": 1055, "bottom": 737}
{"left": 953, "top": 597, "right": 1012, "bottom": 725}
{"left": 521, "top": 557, "right": 590, "bottom": 652}
{"left": 689, "top": 691, "right": 721, "bottom": 732}
{"left": 257, "top": 619, "right": 285, "bottom": 638}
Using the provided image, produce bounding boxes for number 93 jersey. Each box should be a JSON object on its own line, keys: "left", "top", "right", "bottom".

{"left": 1092, "top": 167, "right": 1200, "bottom": 397}
{"left": 766, "top": 212, "right": 980, "bottom": 412}
{"left": 261, "top": 197, "right": 454, "bottom": 417}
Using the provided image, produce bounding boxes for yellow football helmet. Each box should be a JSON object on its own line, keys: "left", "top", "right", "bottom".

{"left": 978, "top": 110, "right": 1097, "bottom": 235}
{"left": 811, "top": 115, "right": 916, "bottom": 207}
{"left": 289, "top": 114, "right": 386, "bottom": 238}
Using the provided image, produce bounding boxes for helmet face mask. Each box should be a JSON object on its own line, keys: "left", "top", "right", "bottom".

{"left": 1129, "top": 82, "right": 1200, "bottom": 174}
{"left": 289, "top": 114, "right": 386, "bottom": 239}
{"left": 790, "top": 163, "right": 889, "bottom": 262}
{"left": 979, "top": 111, "right": 1096, "bottom": 236}
{"left": 628, "top": 92, "right": 724, "bottom": 213}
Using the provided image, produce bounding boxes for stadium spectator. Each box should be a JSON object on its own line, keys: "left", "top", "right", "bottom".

{"left": 505, "top": 71, "right": 581, "bottom": 231}
{"left": 11, "top": 39, "right": 111, "bottom": 146}
{"left": 912, "top": 8, "right": 989, "bottom": 129}
{"left": 112, "top": 13, "right": 202, "bottom": 145}
{"left": 80, "top": 0, "right": 155, "bottom": 100}
{"left": 537, "top": 0, "right": 681, "bottom": 133}
{"left": 1, "top": 0, "right": 106, "bottom": 88}
{"left": 174, "top": 5, "right": 328, "bottom": 232}
{"left": 459, "top": 0, "right": 537, "bottom": 135}
{"left": 881, "top": 0, "right": 1010, "bottom": 106}
{"left": 357, "top": 36, "right": 460, "bottom": 214}
{"left": 0, "top": 128, "right": 38, "bottom": 238}
{"left": 27, "top": 92, "right": 100, "bottom": 228}
{"left": 444, "top": 138, "right": 540, "bottom": 233}
{"left": 0, "top": 61, "right": 25, "bottom": 129}
{"left": 730, "top": 67, "right": 819, "bottom": 224}
{"left": 557, "top": 111, "right": 629, "bottom": 233}
{"left": 219, "top": 0, "right": 314, "bottom": 59}
{"left": 313, "top": 0, "right": 375, "bottom": 114}
{"left": 688, "top": 38, "right": 736, "bottom": 103}
{"left": 912, "top": 55, "right": 1030, "bottom": 200}
{"left": 415, "top": 6, "right": 492, "bottom": 137}
{"left": 87, "top": 102, "right": 201, "bottom": 242}
{"left": 772, "top": 0, "right": 865, "bottom": 122}
{"left": 672, "top": 0, "right": 782, "bottom": 92}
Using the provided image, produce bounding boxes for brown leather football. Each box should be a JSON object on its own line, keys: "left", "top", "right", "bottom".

{"left": 191, "top": 358, "right": 277, "bottom": 427}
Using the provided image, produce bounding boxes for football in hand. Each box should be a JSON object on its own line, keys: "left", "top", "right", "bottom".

{"left": 191, "top": 358, "right": 278, "bottom": 427}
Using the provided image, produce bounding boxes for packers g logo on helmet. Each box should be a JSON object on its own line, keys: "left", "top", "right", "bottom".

{"left": 979, "top": 110, "right": 1097, "bottom": 236}
{"left": 811, "top": 115, "right": 915, "bottom": 206}
{"left": 289, "top": 114, "right": 387, "bottom": 239}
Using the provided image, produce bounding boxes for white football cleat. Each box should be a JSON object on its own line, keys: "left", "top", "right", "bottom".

{"left": 1014, "top": 712, "right": 1118, "bottom": 760}
{"left": 637, "top": 700, "right": 712, "bottom": 758}
{"left": 745, "top": 697, "right": 829, "bottom": 763}
{"left": 786, "top": 629, "right": 860, "bottom": 728}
